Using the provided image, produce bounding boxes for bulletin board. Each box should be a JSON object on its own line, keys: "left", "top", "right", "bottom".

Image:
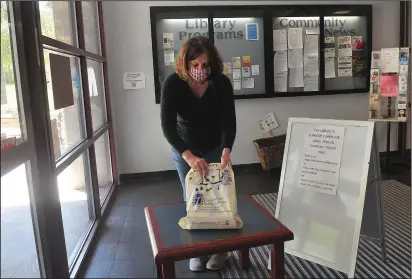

{"left": 274, "top": 118, "right": 374, "bottom": 278}
{"left": 150, "top": 5, "right": 373, "bottom": 104}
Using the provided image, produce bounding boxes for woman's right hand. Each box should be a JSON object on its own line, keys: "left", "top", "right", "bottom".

{"left": 182, "top": 150, "right": 208, "bottom": 177}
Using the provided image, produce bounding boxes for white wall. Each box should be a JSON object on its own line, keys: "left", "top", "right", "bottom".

{"left": 102, "top": 1, "right": 401, "bottom": 175}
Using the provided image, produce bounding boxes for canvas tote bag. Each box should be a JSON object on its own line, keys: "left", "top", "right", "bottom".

{"left": 178, "top": 163, "right": 243, "bottom": 230}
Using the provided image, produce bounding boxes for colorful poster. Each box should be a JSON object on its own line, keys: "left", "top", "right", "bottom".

{"left": 370, "top": 68, "right": 379, "bottom": 84}
{"left": 242, "top": 56, "right": 251, "bottom": 67}
{"left": 380, "top": 74, "right": 398, "bottom": 97}
{"left": 232, "top": 57, "right": 241, "bottom": 68}
{"left": 351, "top": 36, "right": 365, "bottom": 56}
{"left": 246, "top": 23, "right": 259, "bottom": 40}
{"left": 380, "top": 48, "right": 399, "bottom": 73}
{"left": 223, "top": 62, "right": 232, "bottom": 74}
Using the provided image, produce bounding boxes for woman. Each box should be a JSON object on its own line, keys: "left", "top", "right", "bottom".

{"left": 160, "top": 36, "right": 237, "bottom": 272}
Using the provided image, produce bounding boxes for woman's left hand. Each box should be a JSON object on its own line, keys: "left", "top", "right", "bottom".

{"left": 221, "top": 148, "right": 232, "bottom": 169}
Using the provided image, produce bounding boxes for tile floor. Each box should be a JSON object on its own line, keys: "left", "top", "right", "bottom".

{"left": 81, "top": 166, "right": 410, "bottom": 278}
{"left": 81, "top": 170, "right": 279, "bottom": 278}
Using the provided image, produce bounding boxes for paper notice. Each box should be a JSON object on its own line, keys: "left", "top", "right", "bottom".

{"left": 289, "top": 67, "right": 304, "bottom": 87}
{"left": 306, "top": 28, "right": 320, "bottom": 35}
{"left": 223, "top": 62, "right": 232, "bottom": 74}
{"left": 251, "top": 65, "right": 260, "bottom": 76}
{"left": 123, "top": 72, "right": 145, "bottom": 90}
{"left": 288, "top": 48, "right": 303, "bottom": 68}
{"left": 325, "top": 58, "right": 336, "bottom": 79}
{"left": 274, "top": 51, "right": 288, "bottom": 73}
{"left": 304, "top": 56, "right": 319, "bottom": 77}
{"left": 298, "top": 126, "right": 346, "bottom": 195}
{"left": 400, "top": 47, "right": 409, "bottom": 65}
{"left": 242, "top": 67, "right": 251, "bottom": 78}
{"left": 371, "top": 51, "right": 380, "bottom": 68}
{"left": 399, "top": 75, "right": 407, "bottom": 87}
{"left": 380, "top": 48, "right": 399, "bottom": 73}
{"left": 304, "top": 76, "right": 318, "bottom": 91}
{"left": 288, "top": 27, "right": 303, "bottom": 49}
{"left": 233, "top": 79, "right": 241, "bottom": 90}
{"left": 232, "top": 57, "right": 241, "bottom": 68}
{"left": 338, "top": 57, "right": 352, "bottom": 77}
{"left": 304, "top": 35, "right": 319, "bottom": 57}
{"left": 164, "top": 50, "right": 175, "bottom": 66}
{"left": 163, "top": 33, "right": 174, "bottom": 48}
{"left": 233, "top": 69, "right": 241, "bottom": 80}
{"left": 338, "top": 36, "right": 351, "bottom": 45}
{"left": 242, "top": 78, "right": 254, "bottom": 89}
{"left": 338, "top": 44, "right": 352, "bottom": 57}
{"left": 275, "top": 72, "right": 287, "bottom": 92}
{"left": 380, "top": 74, "right": 398, "bottom": 97}
{"left": 273, "top": 29, "right": 287, "bottom": 51}
{"left": 400, "top": 65, "right": 409, "bottom": 76}
{"left": 258, "top": 113, "right": 279, "bottom": 133}
{"left": 324, "top": 37, "right": 335, "bottom": 58}
{"left": 370, "top": 68, "right": 379, "bottom": 84}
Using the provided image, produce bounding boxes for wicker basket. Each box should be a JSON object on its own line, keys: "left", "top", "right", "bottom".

{"left": 253, "top": 134, "right": 286, "bottom": 170}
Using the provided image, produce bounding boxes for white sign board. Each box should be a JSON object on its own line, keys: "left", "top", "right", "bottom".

{"left": 123, "top": 72, "right": 145, "bottom": 90}
{"left": 271, "top": 118, "right": 374, "bottom": 278}
{"left": 258, "top": 112, "right": 279, "bottom": 133}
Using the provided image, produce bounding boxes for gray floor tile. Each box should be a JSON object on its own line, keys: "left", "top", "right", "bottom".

{"left": 83, "top": 260, "right": 113, "bottom": 278}
{"left": 107, "top": 205, "right": 130, "bottom": 218}
{"left": 114, "top": 242, "right": 152, "bottom": 261}
{"left": 88, "top": 243, "right": 118, "bottom": 261}
{"left": 109, "top": 260, "right": 154, "bottom": 278}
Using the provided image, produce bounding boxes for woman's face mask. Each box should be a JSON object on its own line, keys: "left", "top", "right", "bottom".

{"left": 189, "top": 67, "right": 210, "bottom": 83}
{"left": 188, "top": 54, "right": 210, "bottom": 83}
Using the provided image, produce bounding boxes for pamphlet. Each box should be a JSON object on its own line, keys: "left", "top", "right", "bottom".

{"left": 380, "top": 73, "right": 398, "bottom": 97}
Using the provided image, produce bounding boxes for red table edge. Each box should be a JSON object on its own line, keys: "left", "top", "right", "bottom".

{"left": 144, "top": 194, "right": 293, "bottom": 257}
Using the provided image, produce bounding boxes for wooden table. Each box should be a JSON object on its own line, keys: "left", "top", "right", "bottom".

{"left": 145, "top": 194, "right": 293, "bottom": 279}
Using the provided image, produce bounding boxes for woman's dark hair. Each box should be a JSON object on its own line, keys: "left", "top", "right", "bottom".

{"left": 175, "top": 36, "right": 223, "bottom": 82}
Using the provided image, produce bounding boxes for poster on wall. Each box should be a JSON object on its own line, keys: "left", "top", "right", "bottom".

{"left": 163, "top": 33, "right": 174, "bottom": 48}
{"left": 246, "top": 23, "right": 259, "bottom": 40}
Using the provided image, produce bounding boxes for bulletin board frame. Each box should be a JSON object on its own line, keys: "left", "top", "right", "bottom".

{"left": 274, "top": 117, "right": 375, "bottom": 278}
{"left": 150, "top": 5, "right": 373, "bottom": 104}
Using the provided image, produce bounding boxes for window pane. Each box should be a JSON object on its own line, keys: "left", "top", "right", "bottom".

{"left": 213, "top": 10, "right": 265, "bottom": 95}
{"left": 273, "top": 16, "right": 320, "bottom": 93}
{"left": 324, "top": 16, "right": 368, "bottom": 91}
{"left": 39, "top": 1, "right": 76, "bottom": 46}
{"left": 1, "top": 2, "right": 25, "bottom": 150}
{"left": 82, "top": 1, "right": 101, "bottom": 54}
{"left": 1, "top": 162, "right": 41, "bottom": 278}
{"left": 95, "top": 131, "right": 113, "bottom": 205}
{"left": 43, "top": 49, "right": 86, "bottom": 159}
{"left": 87, "top": 59, "right": 107, "bottom": 131}
{"left": 57, "top": 153, "right": 93, "bottom": 264}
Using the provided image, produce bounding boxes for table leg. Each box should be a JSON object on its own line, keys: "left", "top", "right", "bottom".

{"left": 271, "top": 242, "right": 285, "bottom": 279}
{"left": 162, "top": 261, "right": 175, "bottom": 279}
{"left": 156, "top": 263, "right": 162, "bottom": 279}
{"left": 239, "top": 248, "right": 250, "bottom": 270}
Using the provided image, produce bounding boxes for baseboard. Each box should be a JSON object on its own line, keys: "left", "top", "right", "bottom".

{"left": 119, "top": 163, "right": 264, "bottom": 184}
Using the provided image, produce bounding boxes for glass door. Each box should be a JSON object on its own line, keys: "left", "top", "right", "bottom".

{"left": 1, "top": 2, "right": 41, "bottom": 277}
